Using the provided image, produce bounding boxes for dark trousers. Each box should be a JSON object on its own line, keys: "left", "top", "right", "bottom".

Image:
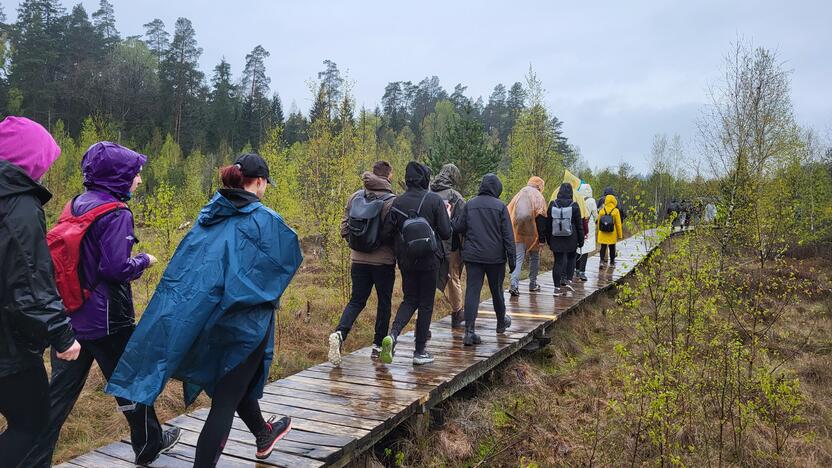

{"left": 336, "top": 263, "right": 395, "bottom": 346}
{"left": 194, "top": 335, "right": 268, "bottom": 468}
{"left": 22, "top": 328, "right": 162, "bottom": 468}
{"left": 390, "top": 269, "right": 436, "bottom": 354}
{"left": 553, "top": 251, "right": 577, "bottom": 285}
{"left": 464, "top": 262, "right": 507, "bottom": 330}
{"left": 576, "top": 253, "right": 588, "bottom": 272}
{"left": 600, "top": 244, "right": 617, "bottom": 262}
{"left": 0, "top": 366, "right": 49, "bottom": 468}
{"left": 566, "top": 251, "right": 577, "bottom": 281}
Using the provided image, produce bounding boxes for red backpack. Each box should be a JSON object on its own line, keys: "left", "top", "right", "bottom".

{"left": 47, "top": 199, "right": 127, "bottom": 313}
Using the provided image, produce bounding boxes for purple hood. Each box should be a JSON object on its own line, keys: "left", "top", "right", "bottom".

{"left": 82, "top": 142, "right": 147, "bottom": 199}
{"left": 0, "top": 116, "right": 61, "bottom": 181}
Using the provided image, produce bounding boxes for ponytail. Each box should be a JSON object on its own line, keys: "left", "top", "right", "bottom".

{"left": 220, "top": 164, "right": 257, "bottom": 189}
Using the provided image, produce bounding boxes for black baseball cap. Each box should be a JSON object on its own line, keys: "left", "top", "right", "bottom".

{"left": 235, "top": 153, "right": 274, "bottom": 186}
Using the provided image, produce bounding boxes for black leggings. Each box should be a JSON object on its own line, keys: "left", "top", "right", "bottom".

{"left": 194, "top": 335, "right": 269, "bottom": 468}
{"left": 576, "top": 253, "right": 588, "bottom": 272}
{"left": 0, "top": 365, "right": 49, "bottom": 468}
{"left": 600, "top": 244, "right": 617, "bottom": 262}
{"left": 553, "top": 251, "right": 576, "bottom": 285}
{"left": 464, "top": 262, "right": 507, "bottom": 330}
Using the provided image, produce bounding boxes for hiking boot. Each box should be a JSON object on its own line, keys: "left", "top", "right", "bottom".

{"left": 497, "top": 315, "right": 512, "bottom": 334}
{"left": 136, "top": 427, "right": 181, "bottom": 465}
{"left": 380, "top": 335, "right": 396, "bottom": 364}
{"left": 576, "top": 271, "right": 587, "bottom": 281}
{"left": 413, "top": 351, "right": 434, "bottom": 365}
{"left": 509, "top": 286, "right": 520, "bottom": 297}
{"left": 529, "top": 283, "right": 541, "bottom": 292}
{"left": 451, "top": 309, "right": 465, "bottom": 328}
{"left": 463, "top": 329, "right": 482, "bottom": 346}
{"left": 327, "top": 331, "right": 343, "bottom": 366}
{"left": 255, "top": 415, "right": 292, "bottom": 460}
{"left": 370, "top": 344, "right": 382, "bottom": 360}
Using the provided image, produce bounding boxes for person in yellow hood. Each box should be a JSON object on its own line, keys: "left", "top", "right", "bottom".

{"left": 507, "top": 176, "right": 547, "bottom": 296}
{"left": 597, "top": 194, "right": 623, "bottom": 265}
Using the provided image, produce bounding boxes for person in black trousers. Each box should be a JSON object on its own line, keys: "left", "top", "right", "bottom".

{"left": 380, "top": 162, "right": 451, "bottom": 366}
{"left": 546, "top": 183, "right": 584, "bottom": 297}
{"left": 452, "top": 174, "right": 516, "bottom": 345}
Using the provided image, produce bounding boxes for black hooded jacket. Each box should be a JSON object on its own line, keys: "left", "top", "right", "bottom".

{"left": 0, "top": 160, "right": 75, "bottom": 378}
{"left": 452, "top": 174, "right": 516, "bottom": 270}
{"left": 546, "top": 183, "right": 585, "bottom": 253}
{"left": 597, "top": 186, "right": 627, "bottom": 220}
{"left": 385, "top": 162, "right": 452, "bottom": 271}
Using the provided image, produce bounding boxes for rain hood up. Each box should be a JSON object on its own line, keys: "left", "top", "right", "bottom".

{"left": 508, "top": 176, "right": 548, "bottom": 251}
{"left": 0, "top": 116, "right": 61, "bottom": 181}
{"left": 106, "top": 192, "right": 303, "bottom": 406}
{"left": 82, "top": 142, "right": 146, "bottom": 199}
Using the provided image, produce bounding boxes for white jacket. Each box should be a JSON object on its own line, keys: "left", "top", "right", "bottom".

{"left": 577, "top": 183, "right": 598, "bottom": 254}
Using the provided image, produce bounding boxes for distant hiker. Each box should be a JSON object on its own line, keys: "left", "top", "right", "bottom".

{"left": 546, "top": 183, "right": 584, "bottom": 296}
{"left": 430, "top": 163, "right": 466, "bottom": 328}
{"left": 667, "top": 197, "right": 680, "bottom": 225}
{"left": 575, "top": 183, "right": 598, "bottom": 281}
{"left": 704, "top": 202, "right": 717, "bottom": 223}
{"left": 597, "top": 186, "right": 627, "bottom": 221}
{"left": 559, "top": 171, "right": 589, "bottom": 284}
{"left": 328, "top": 161, "right": 397, "bottom": 366}
{"left": 682, "top": 199, "right": 692, "bottom": 230}
{"left": 453, "top": 174, "right": 515, "bottom": 345}
{"left": 507, "top": 176, "right": 548, "bottom": 296}
{"left": 597, "top": 193, "right": 624, "bottom": 267}
{"left": 22, "top": 142, "right": 180, "bottom": 468}
{"left": 0, "top": 117, "right": 80, "bottom": 468}
{"left": 380, "top": 162, "right": 451, "bottom": 366}
{"left": 106, "top": 154, "right": 303, "bottom": 466}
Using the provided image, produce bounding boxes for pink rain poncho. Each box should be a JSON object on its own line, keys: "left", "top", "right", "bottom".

{"left": 508, "top": 176, "right": 548, "bottom": 252}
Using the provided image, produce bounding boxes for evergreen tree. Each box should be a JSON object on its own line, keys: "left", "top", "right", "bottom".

{"left": 284, "top": 107, "right": 309, "bottom": 146}
{"left": 317, "top": 59, "right": 343, "bottom": 120}
{"left": 240, "top": 45, "right": 270, "bottom": 148}
{"left": 381, "top": 81, "right": 407, "bottom": 132}
{"left": 207, "top": 58, "right": 237, "bottom": 148}
{"left": 159, "top": 17, "right": 204, "bottom": 146}
{"left": 483, "top": 83, "right": 508, "bottom": 142}
{"left": 91, "top": 0, "right": 119, "bottom": 48}
{"left": 308, "top": 83, "right": 330, "bottom": 125}
{"left": 449, "top": 83, "right": 471, "bottom": 112}
{"left": 142, "top": 18, "right": 169, "bottom": 65}
{"left": 270, "top": 93, "right": 284, "bottom": 128}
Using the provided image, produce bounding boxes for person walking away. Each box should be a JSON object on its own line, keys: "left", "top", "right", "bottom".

{"left": 452, "top": 174, "right": 515, "bottom": 345}
{"left": 430, "top": 163, "right": 466, "bottom": 328}
{"left": 107, "top": 154, "right": 303, "bottom": 467}
{"left": 507, "top": 176, "right": 547, "bottom": 296}
{"left": 546, "top": 183, "right": 584, "bottom": 296}
{"left": 597, "top": 193, "right": 623, "bottom": 267}
{"left": 597, "top": 186, "right": 627, "bottom": 221}
{"left": 23, "top": 142, "right": 180, "bottom": 468}
{"left": 0, "top": 117, "right": 81, "bottom": 468}
{"left": 328, "top": 161, "right": 397, "bottom": 365}
{"left": 380, "top": 162, "right": 451, "bottom": 366}
{"left": 575, "top": 183, "right": 598, "bottom": 281}
{"left": 705, "top": 201, "right": 717, "bottom": 223}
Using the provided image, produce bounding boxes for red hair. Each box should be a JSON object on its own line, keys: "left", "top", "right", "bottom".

{"left": 220, "top": 164, "right": 257, "bottom": 189}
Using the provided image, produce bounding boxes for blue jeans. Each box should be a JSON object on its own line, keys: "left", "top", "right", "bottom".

{"left": 510, "top": 243, "right": 539, "bottom": 289}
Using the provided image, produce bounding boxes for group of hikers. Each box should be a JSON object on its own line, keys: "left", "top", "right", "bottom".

{"left": 666, "top": 198, "right": 716, "bottom": 229}
{"left": 0, "top": 115, "right": 624, "bottom": 468}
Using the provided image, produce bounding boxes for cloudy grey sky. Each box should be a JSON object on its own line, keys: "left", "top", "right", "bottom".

{"left": 8, "top": 0, "right": 831, "bottom": 172}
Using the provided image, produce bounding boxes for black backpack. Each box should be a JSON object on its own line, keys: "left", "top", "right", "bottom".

{"left": 599, "top": 207, "right": 617, "bottom": 232}
{"left": 392, "top": 192, "right": 438, "bottom": 258}
{"left": 347, "top": 191, "right": 394, "bottom": 252}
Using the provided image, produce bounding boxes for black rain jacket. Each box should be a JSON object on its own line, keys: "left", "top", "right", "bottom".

{"left": 0, "top": 160, "right": 75, "bottom": 378}
{"left": 452, "top": 174, "right": 516, "bottom": 271}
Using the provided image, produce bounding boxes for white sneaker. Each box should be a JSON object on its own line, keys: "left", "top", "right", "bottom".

{"left": 553, "top": 287, "right": 564, "bottom": 297}
{"left": 328, "top": 331, "right": 343, "bottom": 366}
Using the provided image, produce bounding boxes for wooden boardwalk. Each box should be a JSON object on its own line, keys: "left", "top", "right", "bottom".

{"left": 59, "top": 229, "right": 664, "bottom": 468}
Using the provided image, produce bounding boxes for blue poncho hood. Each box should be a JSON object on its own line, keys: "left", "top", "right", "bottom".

{"left": 107, "top": 192, "right": 303, "bottom": 406}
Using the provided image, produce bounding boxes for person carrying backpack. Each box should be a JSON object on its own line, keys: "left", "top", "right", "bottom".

{"left": 107, "top": 154, "right": 303, "bottom": 466}
{"left": 507, "top": 176, "right": 547, "bottom": 297}
{"left": 597, "top": 186, "right": 627, "bottom": 221}
{"left": 0, "top": 117, "right": 80, "bottom": 468}
{"left": 430, "top": 163, "right": 466, "bottom": 328}
{"left": 380, "top": 162, "right": 451, "bottom": 366}
{"left": 22, "top": 142, "right": 180, "bottom": 468}
{"left": 575, "top": 183, "right": 598, "bottom": 281}
{"left": 452, "top": 174, "right": 516, "bottom": 346}
{"left": 597, "top": 193, "right": 624, "bottom": 266}
{"left": 328, "top": 161, "right": 397, "bottom": 365}
{"left": 546, "top": 183, "right": 584, "bottom": 297}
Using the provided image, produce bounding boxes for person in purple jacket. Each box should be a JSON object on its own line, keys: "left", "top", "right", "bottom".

{"left": 23, "top": 142, "right": 180, "bottom": 467}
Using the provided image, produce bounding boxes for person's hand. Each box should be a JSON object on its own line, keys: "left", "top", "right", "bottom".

{"left": 146, "top": 253, "right": 158, "bottom": 266}
{"left": 56, "top": 340, "right": 81, "bottom": 361}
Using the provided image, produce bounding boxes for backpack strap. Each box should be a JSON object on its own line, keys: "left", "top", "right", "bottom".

{"left": 416, "top": 192, "right": 429, "bottom": 216}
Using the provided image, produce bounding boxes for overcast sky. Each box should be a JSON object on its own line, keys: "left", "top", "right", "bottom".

{"left": 7, "top": 0, "right": 831, "bottom": 173}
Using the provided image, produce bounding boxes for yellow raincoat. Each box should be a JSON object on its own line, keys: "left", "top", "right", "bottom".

{"left": 597, "top": 194, "right": 623, "bottom": 245}
{"left": 551, "top": 169, "right": 588, "bottom": 219}
{"left": 508, "top": 176, "right": 547, "bottom": 252}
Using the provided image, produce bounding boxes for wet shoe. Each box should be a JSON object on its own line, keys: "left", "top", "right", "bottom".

{"left": 463, "top": 329, "right": 482, "bottom": 346}
{"left": 255, "top": 415, "right": 292, "bottom": 460}
{"left": 136, "top": 427, "right": 181, "bottom": 465}
{"left": 529, "top": 284, "right": 541, "bottom": 292}
{"left": 451, "top": 309, "right": 465, "bottom": 328}
{"left": 509, "top": 287, "right": 520, "bottom": 297}
{"left": 370, "top": 344, "right": 382, "bottom": 360}
{"left": 497, "top": 315, "right": 512, "bottom": 334}
{"left": 328, "top": 331, "right": 343, "bottom": 366}
{"left": 563, "top": 283, "right": 575, "bottom": 292}
{"left": 380, "top": 335, "right": 396, "bottom": 364}
{"left": 553, "top": 287, "right": 564, "bottom": 297}
{"left": 413, "top": 351, "right": 434, "bottom": 365}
